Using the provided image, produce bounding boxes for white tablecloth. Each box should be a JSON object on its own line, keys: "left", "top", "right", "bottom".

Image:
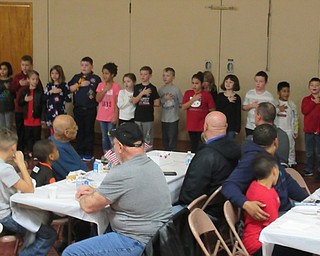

{"left": 259, "top": 188, "right": 320, "bottom": 255}
{"left": 10, "top": 150, "right": 189, "bottom": 234}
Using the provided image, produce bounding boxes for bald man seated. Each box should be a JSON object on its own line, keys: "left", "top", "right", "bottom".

{"left": 49, "top": 114, "right": 89, "bottom": 181}
{"left": 177, "top": 111, "right": 241, "bottom": 220}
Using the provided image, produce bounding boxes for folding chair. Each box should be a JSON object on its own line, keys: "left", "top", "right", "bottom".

{"left": 285, "top": 167, "right": 311, "bottom": 195}
{"left": 223, "top": 201, "right": 249, "bottom": 256}
{"left": 0, "top": 223, "right": 21, "bottom": 256}
{"left": 188, "top": 208, "right": 232, "bottom": 256}
{"left": 187, "top": 194, "right": 208, "bottom": 212}
{"left": 201, "top": 186, "right": 222, "bottom": 211}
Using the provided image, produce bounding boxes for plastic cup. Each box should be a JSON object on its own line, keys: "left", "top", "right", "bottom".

{"left": 76, "top": 176, "right": 89, "bottom": 189}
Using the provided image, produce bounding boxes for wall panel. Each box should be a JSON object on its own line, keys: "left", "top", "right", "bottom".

{"left": 130, "top": 0, "right": 221, "bottom": 140}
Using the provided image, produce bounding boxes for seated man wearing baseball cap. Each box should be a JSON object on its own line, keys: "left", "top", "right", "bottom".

{"left": 62, "top": 122, "right": 172, "bottom": 256}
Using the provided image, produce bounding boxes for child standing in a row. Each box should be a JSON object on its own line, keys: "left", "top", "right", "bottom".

{"left": 18, "top": 70, "right": 44, "bottom": 158}
{"left": 182, "top": 71, "right": 215, "bottom": 153}
{"left": 132, "top": 66, "right": 160, "bottom": 149}
{"left": 0, "top": 62, "right": 14, "bottom": 130}
{"left": 69, "top": 57, "right": 101, "bottom": 161}
{"left": 216, "top": 74, "right": 241, "bottom": 139}
{"left": 301, "top": 77, "right": 320, "bottom": 178}
{"left": 44, "top": 65, "right": 71, "bottom": 135}
{"left": 11, "top": 55, "right": 43, "bottom": 152}
{"left": 274, "top": 81, "right": 299, "bottom": 167}
{"left": 243, "top": 71, "right": 274, "bottom": 136}
{"left": 96, "top": 63, "right": 120, "bottom": 153}
{"left": 117, "top": 73, "right": 136, "bottom": 124}
{"left": 158, "top": 67, "right": 183, "bottom": 151}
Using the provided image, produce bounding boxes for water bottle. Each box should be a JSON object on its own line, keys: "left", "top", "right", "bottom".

{"left": 185, "top": 151, "right": 192, "bottom": 165}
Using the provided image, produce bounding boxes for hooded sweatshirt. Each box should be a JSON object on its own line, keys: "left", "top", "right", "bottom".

{"left": 222, "top": 141, "right": 307, "bottom": 211}
{"left": 178, "top": 135, "right": 241, "bottom": 218}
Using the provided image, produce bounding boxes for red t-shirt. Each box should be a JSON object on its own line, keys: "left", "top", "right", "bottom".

{"left": 242, "top": 181, "right": 280, "bottom": 254}
{"left": 301, "top": 94, "right": 320, "bottom": 133}
{"left": 182, "top": 90, "right": 215, "bottom": 131}
{"left": 24, "top": 89, "right": 41, "bottom": 126}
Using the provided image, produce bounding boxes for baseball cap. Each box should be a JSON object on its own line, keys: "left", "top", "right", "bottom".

{"left": 111, "top": 123, "right": 144, "bottom": 147}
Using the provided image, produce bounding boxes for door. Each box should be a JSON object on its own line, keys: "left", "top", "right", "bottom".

{"left": 0, "top": 2, "right": 33, "bottom": 75}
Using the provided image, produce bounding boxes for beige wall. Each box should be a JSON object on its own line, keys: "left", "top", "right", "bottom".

{"left": 5, "top": 0, "right": 320, "bottom": 150}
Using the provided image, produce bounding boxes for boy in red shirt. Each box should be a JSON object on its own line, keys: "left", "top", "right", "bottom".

{"left": 242, "top": 152, "right": 280, "bottom": 255}
{"left": 301, "top": 77, "right": 320, "bottom": 178}
{"left": 243, "top": 153, "right": 310, "bottom": 256}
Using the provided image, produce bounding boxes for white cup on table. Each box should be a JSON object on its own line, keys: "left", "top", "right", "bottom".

{"left": 48, "top": 186, "right": 57, "bottom": 199}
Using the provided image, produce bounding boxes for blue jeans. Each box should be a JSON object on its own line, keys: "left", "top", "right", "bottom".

{"left": 162, "top": 121, "right": 179, "bottom": 151}
{"left": 304, "top": 133, "right": 320, "bottom": 173}
{"left": 0, "top": 214, "right": 56, "bottom": 256}
{"left": 62, "top": 232, "right": 145, "bottom": 256}
{"left": 99, "top": 121, "right": 115, "bottom": 153}
{"left": 0, "top": 111, "right": 14, "bottom": 130}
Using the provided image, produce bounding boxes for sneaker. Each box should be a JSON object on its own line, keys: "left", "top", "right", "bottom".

{"left": 302, "top": 170, "right": 313, "bottom": 177}
{"left": 82, "top": 155, "right": 94, "bottom": 162}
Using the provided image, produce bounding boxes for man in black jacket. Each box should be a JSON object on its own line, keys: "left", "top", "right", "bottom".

{"left": 178, "top": 111, "right": 241, "bottom": 219}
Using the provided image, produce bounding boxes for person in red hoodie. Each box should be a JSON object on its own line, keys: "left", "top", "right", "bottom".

{"left": 301, "top": 77, "right": 320, "bottom": 178}
{"left": 11, "top": 55, "right": 43, "bottom": 152}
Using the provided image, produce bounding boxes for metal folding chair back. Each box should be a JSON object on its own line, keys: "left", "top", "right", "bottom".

{"left": 188, "top": 208, "right": 232, "bottom": 256}
{"left": 201, "top": 186, "right": 222, "bottom": 211}
{"left": 223, "top": 201, "right": 249, "bottom": 256}
{"left": 188, "top": 194, "right": 208, "bottom": 212}
{"left": 285, "top": 167, "right": 311, "bottom": 195}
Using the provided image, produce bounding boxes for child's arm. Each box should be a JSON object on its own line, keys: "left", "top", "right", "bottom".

{"left": 242, "top": 91, "right": 258, "bottom": 111}
{"left": 301, "top": 96, "right": 317, "bottom": 115}
{"left": 181, "top": 93, "right": 201, "bottom": 110}
{"left": 154, "top": 98, "right": 160, "bottom": 107}
{"left": 291, "top": 101, "right": 299, "bottom": 138}
{"left": 96, "top": 83, "right": 111, "bottom": 102}
{"left": 69, "top": 75, "right": 90, "bottom": 92}
{"left": 112, "top": 98, "right": 119, "bottom": 125}
{"left": 18, "top": 88, "right": 29, "bottom": 106}
{"left": 243, "top": 101, "right": 258, "bottom": 111}
{"left": 63, "top": 83, "right": 72, "bottom": 103}
{"left": 152, "top": 86, "right": 160, "bottom": 107}
{"left": 132, "top": 87, "right": 151, "bottom": 104}
{"left": 12, "top": 151, "right": 34, "bottom": 193}
{"left": 117, "top": 91, "right": 128, "bottom": 109}
{"left": 235, "top": 95, "right": 242, "bottom": 133}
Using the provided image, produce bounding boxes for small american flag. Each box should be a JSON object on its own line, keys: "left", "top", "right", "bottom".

{"left": 144, "top": 143, "right": 153, "bottom": 152}
{"left": 104, "top": 150, "right": 120, "bottom": 166}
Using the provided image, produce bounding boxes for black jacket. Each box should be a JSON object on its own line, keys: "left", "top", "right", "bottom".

{"left": 141, "top": 207, "right": 201, "bottom": 256}
{"left": 178, "top": 136, "right": 241, "bottom": 218}
{"left": 18, "top": 86, "right": 45, "bottom": 120}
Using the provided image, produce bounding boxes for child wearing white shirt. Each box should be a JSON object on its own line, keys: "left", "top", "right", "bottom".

{"left": 117, "top": 73, "right": 136, "bottom": 124}
{"left": 243, "top": 71, "right": 274, "bottom": 136}
{"left": 275, "top": 82, "right": 298, "bottom": 167}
